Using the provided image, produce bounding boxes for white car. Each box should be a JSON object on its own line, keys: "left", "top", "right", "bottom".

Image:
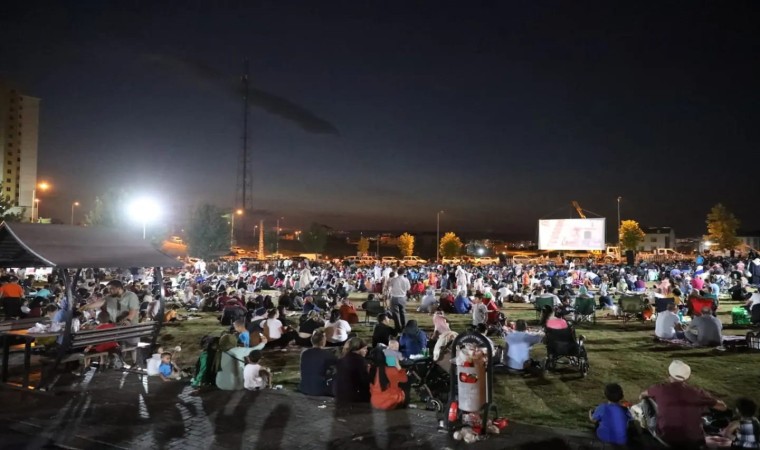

{"left": 474, "top": 256, "right": 499, "bottom": 266}
{"left": 357, "top": 256, "right": 377, "bottom": 266}
{"left": 441, "top": 257, "right": 460, "bottom": 265}
{"left": 380, "top": 256, "right": 399, "bottom": 265}
{"left": 401, "top": 256, "right": 427, "bottom": 266}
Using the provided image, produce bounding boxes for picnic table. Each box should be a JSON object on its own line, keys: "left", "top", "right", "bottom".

{"left": 1, "top": 329, "right": 62, "bottom": 388}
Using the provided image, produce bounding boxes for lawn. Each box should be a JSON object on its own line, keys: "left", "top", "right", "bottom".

{"left": 158, "top": 294, "right": 760, "bottom": 431}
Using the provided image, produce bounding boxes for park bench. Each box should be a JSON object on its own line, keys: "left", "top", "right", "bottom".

{"left": 55, "top": 322, "right": 160, "bottom": 370}
{"left": 0, "top": 317, "right": 50, "bottom": 334}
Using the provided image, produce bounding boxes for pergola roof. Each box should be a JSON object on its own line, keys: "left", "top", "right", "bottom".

{"left": 0, "top": 222, "right": 182, "bottom": 269}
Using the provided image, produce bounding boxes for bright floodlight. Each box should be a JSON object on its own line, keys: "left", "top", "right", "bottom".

{"left": 128, "top": 197, "right": 161, "bottom": 239}
{"left": 477, "top": 248, "right": 485, "bottom": 255}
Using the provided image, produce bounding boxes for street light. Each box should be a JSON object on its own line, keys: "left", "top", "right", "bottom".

{"left": 71, "top": 201, "right": 80, "bottom": 225}
{"left": 230, "top": 209, "right": 243, "bottom": 249}
{"left": 127, "top": 197, "right": 161, "bottom": 240}
{"left": 436, "top": 210, "right": 444, "bottom": 262}
{"left": 276, "top": 217, "right": 284, "bottom": 254}
{"left": 617, "top": 196, "right": 622, "bottom": 247}
{"left": 31, "top": 181, "right": 50, "bottom": 223}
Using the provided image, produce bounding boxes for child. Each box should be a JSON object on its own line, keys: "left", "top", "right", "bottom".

{"left": 722, "top": 398, "right": 760, "bottom": 449}
{"left": 383, "top": 339, "right": 403, "bottom": 369}
{"left": 159, "top": 352, "right": 182, "bottom": 381}
{"left": 234, "top": 319, "right": 250, "bottom": 348}
{"left": 589, "top": 383, "right": 632, "bottom": 447}
{"left": 243, "top": 350, "right": 272, "bottom": 390}
{"left": 81, "top": 312, "right": 119, "bottom": 372}
{"left": 471, "top": 294, "right": 488, "bottom": 327}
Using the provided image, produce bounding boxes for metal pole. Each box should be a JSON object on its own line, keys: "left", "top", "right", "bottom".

{"left": 617, "top": 196, "right": 621, "bottom": 246}
{"left": 436, "top": 210, "right": 443, "bottom": 262}
{"left": 276, "top": 218, "right": 280, "bottom": 254}
{"left": 31, "top": 188, "right": 36, "bottom": 223}
{"left": 143, "top": 220, "right": 147, "bottom": 240}
{"left": 230, "top": 212, "right": 235, "bottom": 249}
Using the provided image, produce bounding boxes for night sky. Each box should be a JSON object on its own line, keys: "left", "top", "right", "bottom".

{"left": 1, "top": 1, "right": 759, "bottom": 238}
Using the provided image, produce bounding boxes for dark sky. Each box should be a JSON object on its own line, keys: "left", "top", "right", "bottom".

{"left": 1, "top": 1, "right": 759, "bottom": 238}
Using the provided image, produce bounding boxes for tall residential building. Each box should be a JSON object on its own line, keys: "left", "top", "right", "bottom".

{"left": 0, "top": 80, "right": 39, "bottom": 218}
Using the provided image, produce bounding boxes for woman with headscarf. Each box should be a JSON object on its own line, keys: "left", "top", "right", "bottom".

{"left": 333, "top": 337, "right": 370, "bottom": 404}
{"left": 399, "top": 320, "right": 428, "bottom": 358}
{"left": 369, "top": 347, "right": 409, "bottom": 410}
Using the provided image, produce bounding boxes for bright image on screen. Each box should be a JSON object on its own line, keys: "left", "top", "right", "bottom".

{"left": 538, "top": 218, "right": 606, "bottom": 251}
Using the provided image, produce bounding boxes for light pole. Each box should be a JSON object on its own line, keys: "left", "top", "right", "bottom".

{"left": 127, "top": 197, "right": 161, "bottom": 240}
{"left": 31, "top": 181, "right": 50, "bottom": 223}
{"left": 230, "top": 209, "right": 243, "bottom": 249}
{"left": 71, "top": 201, "right": 80, "bottom": 225}
{"left": 436, "top": 210, "right": 444, "bottom": 262}
{"left": 276, "top": 217, "right": 284, "bottom": 255}
{"left": 617, "top": 196, "right": 622, "bottom": 247}
{"left": 34, "top": 199, "right": 40, "bottom": 222}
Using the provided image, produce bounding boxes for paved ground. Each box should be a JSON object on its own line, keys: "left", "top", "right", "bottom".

{"left": 0, "top": 368, "right": 615, "bottom": 450}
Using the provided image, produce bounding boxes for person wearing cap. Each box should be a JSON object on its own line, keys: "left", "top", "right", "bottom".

{"left": 639, "top": 359, "right": 727, "bottom": 448}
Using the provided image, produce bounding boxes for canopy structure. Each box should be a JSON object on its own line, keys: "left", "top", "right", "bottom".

{"left": 0, "top": 222, "right": 182, "bottom": 269}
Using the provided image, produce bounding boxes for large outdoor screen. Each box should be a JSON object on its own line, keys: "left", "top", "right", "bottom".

{"left": 538, "top": 218, "right": 606, "bottom": 250}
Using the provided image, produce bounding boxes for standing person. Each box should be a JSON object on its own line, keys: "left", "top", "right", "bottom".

{"left": 387, "top": 267, "right": 410, "bottom": 331}
{"left": 639, "top": 360, "right": 727, "bottom": 448}
{"left": 0, "top": 275, "right": 25, "bottom": 319}
{"left": 471, "top": 294, "right": 488, "bottom": 327}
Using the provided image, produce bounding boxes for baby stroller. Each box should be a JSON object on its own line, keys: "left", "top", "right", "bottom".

{"left": 543, "top": 327, "right": 589, "bottom": 377}
{"left": 403, "top": 357, "right": 450, "bottom": 412}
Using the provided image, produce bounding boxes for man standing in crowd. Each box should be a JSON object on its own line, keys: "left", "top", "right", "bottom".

{"left": 387, "top": 267, "right": 410, "bottom": 331}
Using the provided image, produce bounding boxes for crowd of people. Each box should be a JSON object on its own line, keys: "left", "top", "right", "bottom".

{"left": 2, "top": 251, "right": 760, "bottom": 449}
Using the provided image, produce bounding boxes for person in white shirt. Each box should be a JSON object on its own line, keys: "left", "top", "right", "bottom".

{"left": 387, "top": 267, "right": 411, "bottom": 331}
{"left": 263, "top": 309, "right": 295, "bottom": 349}
{"left": 655, "top": 303, "right": 683, "bottom": 340}
{"left": 243, "top": 350, "right": 272, "bottom": 390}
{"left": 325, "top": 309, "right": 352, "bottom": 344}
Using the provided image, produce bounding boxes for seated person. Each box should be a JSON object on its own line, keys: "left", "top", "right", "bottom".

{"left": 302, "top": 296, "right": 321, "bottom": 314}
{"left": 338, "top": 298, "right": 359, "bottom": 325}
{"left": 589, "top": 383, "right": 631, "bottom": 447}
{"left": 454, "top": 291, "right": 472, "bottom": 314}
{"left": 438, "top": 291, "right": 455, "bottom": 313}
{"left": 159, "top": 352, "right": 182, "bottom": 381}
{"left": 325, "top": 309, "right": 352, "bottom": 346}
{"left": 721, "top": 398, "right": 760, "bottom": 449}
{"left": 264, "top": 308, "right": 296, "bottom": 349}
{"left": 684, "top": 307, "right": 723, "bottom": 347}
{"left": 502, "top": 319, "right": 543, "bottom": 371}
{"left": 399, "top": 320, "right": 428, "bottom": 358}
{"left": 372, "top": 313, "right": 396, "bottom": 348}
{"left": 417, "top": 288, "right": 438, "bottom": 313}
{"left": 296, "top": 311, "right": 324, "bottom": 347}
{"left": 729, "top": 281, "right": 752, "bottom": 301}
{"left": 244, "top": 350, "right": 272, "bottom": 390}
{"left": 369, "top": 347, "right": 409, "bottom": 410}
{"left": 298, "top": 330, "right": 337, "bottom": 396}
{"left": 333, "top": 338, "right": 370, "bottom": 404}
{"left": 654, "top": 303, "right": 684, "bottom": 340}
{"left": 383, "top": 338, "right": 403, "bottom": 369}
{"left": 540, "top": 305, "right": 568, "bottom": 330}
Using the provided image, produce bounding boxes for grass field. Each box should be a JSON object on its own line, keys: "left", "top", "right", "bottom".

{"left": 158, "top": 294, "right": 760, "bottom": 431}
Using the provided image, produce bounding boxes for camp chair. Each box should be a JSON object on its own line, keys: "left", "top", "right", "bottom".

{"left": 363, "top": 299, "right": 385, "bottom": 326}
{"left": 619, "top": 295, "right": 646, "bottom": 324}
{"left": 534, "top": 296, "right": 555, "bottom": 320}
{"left": 688, "top": 297, "right": 715, "bottom": 317}
{"left": 573, "top": 295, "right": 596, "bottom": 325}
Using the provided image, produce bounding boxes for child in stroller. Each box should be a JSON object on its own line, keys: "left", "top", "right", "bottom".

{"left": 402, "top": 345, "right": 452, "bottom": 412}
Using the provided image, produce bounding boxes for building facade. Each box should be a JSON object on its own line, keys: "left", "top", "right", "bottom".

{"left": 0, "top": 80, "right": 39, "bottom": 219}
{"left": 639, "top": 226, "right": 676, "bottom": 252}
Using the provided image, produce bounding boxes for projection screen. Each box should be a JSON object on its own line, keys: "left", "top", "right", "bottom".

{"left": 538, "top": 218, "right": 606, "bottom": 251}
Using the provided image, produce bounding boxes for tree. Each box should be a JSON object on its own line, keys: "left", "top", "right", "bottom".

{"left": 619, "top": 220, "right": 646, "bottom": 251}
{"left": 439, "top": 232, "right": 463, "bottom": 258}
{"left": 84, "top": 189, "right": 131, "bottom": 227}
{"left": 301, "top": 222, "right": 328, "bottom": 253}
{"left": 397, "top": 232, "right": 415, "bottom": 257}
{"left": 357, "top": 236, "right": 370, "bottom": 254}
{"left": 186, "top": 204, "right": 229, "bottom": 260}
{"left": 706, "top": 203, "right": 741, "bottom": 250}
{"left": 0, "top": 196, "right": 25, "bottom": 222}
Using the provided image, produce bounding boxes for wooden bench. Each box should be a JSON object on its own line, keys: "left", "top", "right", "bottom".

{"left": 0, "top": 317, "right": 51, "bottom": 333}
{"left": 58, "top": 322, "right": 159, "bottom": 370}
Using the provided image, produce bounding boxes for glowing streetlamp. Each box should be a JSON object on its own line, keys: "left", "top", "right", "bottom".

{"left": 71, "top": 201, "right": 80, "bottom": 225}
{"left": 127, "top": 197, "right": 161, "bottom": 239}
{"left": 31, "top": 181, "right": 50, "bottom": 223}
{"left": 230, "top": 209, "right": 243, "bottom": 248}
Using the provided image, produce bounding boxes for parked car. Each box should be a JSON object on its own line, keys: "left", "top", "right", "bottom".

{"left": 401, "top": 256, "right": 427, "bottom": 266}
{"left": 474, "top": 256, "right": 499, "bottom": 266}
{"left": 441, "top": 257, "right": 460, "bottom": 265}
{"left": 357, "top": 256, "right": 377, "bottom": 266}
{"left": 381, "top": 256, "right": 399, "bottom": 265}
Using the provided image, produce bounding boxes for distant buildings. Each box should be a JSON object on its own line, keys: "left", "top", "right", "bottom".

{"left": 737, "top": 231, "right": 760, "bottom": 251}
{"left": 0, "top": 80, "right": 39, "bottom": 218}
{"left": 639, "top": 226, "right": 676, "bottom": 251}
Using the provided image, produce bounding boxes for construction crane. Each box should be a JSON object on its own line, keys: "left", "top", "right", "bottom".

{"left": 571, "top": 201, "right": 586, "bottom": 219}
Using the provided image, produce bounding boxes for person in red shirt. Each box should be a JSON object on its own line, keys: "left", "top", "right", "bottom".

{"left": 338, "top": 298, "right": 359, "bottom": 325}
{"left": 639, "top": 360, "right": 727, "bottom": 448}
